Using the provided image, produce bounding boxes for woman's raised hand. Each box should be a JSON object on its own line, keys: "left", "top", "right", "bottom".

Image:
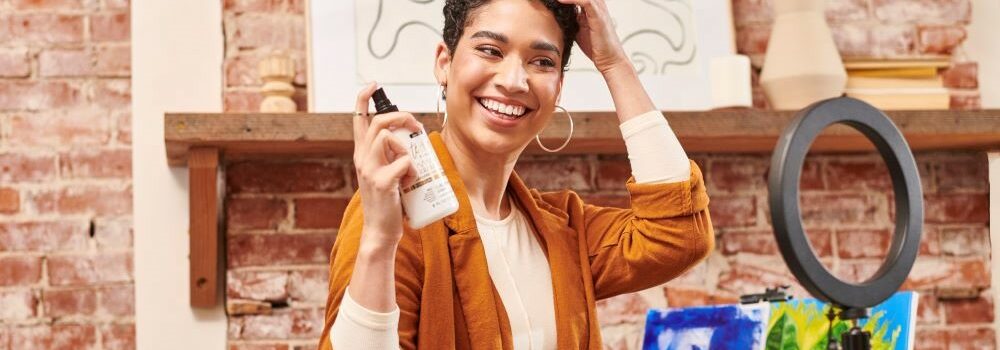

{"left": 558, "top": 0, "right": 629, "bottom": 74}
{"left": 352, "top": 82, "right": 421, "bottom": 249}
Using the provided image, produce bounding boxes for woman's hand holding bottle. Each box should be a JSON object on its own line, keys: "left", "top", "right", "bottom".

{"left": 348, "top": 82, "right": 421, "bottom": 312}
{"left": 352, "top": 82, "right": 421, "bottom": 250}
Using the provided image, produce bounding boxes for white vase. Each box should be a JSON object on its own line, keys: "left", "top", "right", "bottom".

{"left": 759, "top": 0, "right": 846, "bottom": 110}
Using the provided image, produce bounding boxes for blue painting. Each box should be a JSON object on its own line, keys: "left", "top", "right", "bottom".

{"left": 643, "top": 304, "right": 769, "bottom": 350}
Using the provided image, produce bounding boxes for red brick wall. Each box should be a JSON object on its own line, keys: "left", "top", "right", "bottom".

{"left": 669, "top": 152, "right": 992, "bottom": 349}
{"left": 0, "top": 0, "right": 133, "bottom": 349}
{"left": 224, "top": 161, "right": 349, "bottom": 348}
{"left": 223, "top": 153, "right": 993, "bottom": 349}
{"left": 222, "top": 0, "right": 993, "bottom": 349}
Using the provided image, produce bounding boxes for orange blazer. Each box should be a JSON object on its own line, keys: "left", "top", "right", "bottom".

{"left": 318, "top": 131, "right": 714, "bottom": 349}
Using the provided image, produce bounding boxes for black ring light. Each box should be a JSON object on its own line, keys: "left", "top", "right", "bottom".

{"left": 768, "top": 97, "right": 923, "bottom": 310}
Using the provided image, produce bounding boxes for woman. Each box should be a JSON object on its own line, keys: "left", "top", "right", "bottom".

{"left": 318, "top": 0, "right": 714, "bottom": 348}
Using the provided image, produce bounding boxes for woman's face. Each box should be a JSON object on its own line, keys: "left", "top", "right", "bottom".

{"left": 436, "top": 0, "right": 566, "bottom": 156}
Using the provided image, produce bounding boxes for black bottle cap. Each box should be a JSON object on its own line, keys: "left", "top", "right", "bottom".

{"left": 372, "top": 87, "right": 398, "bottom": 115}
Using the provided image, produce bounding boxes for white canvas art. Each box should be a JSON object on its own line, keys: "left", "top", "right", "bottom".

{"left": 355, "top": 0, "right": 445, "bottom": 84}
{"left": 309, "top": 0, "right": 735, "bottom": 112}
{"left": 567, "top": 0, "right": 697, "bottom": 76}
{"left": 355, "top": 0, "right": 698, "bottom": 82}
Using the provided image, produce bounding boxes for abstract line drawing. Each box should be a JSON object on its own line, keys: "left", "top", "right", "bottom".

{"left": 365, "top": 0, "right": 441, "bottom": 59}
{"left": 357, "top": 0, "right": 444, "bottom": 83}
{"left": 356, "top": 0, "right": 697, "bottom": 83}
{"left": 569, "top": 0, "right": 696, "bottom": 75}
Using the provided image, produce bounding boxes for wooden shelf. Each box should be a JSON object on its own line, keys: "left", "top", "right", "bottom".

{"left": 165, "top": 109, "right": 1000, "bottom": 308}
{"left": 166, "top": 109, "right": 1000, "bottom": 166}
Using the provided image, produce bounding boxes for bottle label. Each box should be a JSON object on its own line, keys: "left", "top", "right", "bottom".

{"left": 399, "top": 130, "right": 445, "bottom": 195}
{"left": 401, "top": 171, "right": 444, "bottom": 194}
{"left": 396, "top": 130, "right": 457, "bottom": 215}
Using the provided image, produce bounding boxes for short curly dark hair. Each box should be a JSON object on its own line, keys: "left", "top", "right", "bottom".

{"left": 442, "top": 0, "right": 579, "bottom": 71}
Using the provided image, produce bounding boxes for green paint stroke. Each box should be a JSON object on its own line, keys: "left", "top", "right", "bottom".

{"left": 766, "top": 302, "right": 900, "bottom": 350}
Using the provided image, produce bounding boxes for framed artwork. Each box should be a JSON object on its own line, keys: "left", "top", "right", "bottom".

{"left": 307, "top": 0, "right": 737, "bottom": 112}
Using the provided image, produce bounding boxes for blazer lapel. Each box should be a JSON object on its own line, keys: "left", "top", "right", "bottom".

{"left": 428, "top": 132, "right": 505, "bottom": 349}
{"left": 508, "top": 171, "right": 590, "bottom": 350}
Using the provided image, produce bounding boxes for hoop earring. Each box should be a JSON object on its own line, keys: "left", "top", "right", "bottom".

{"left": 436, "top": 85, "right": 447, "bottom": 127}
{"left": 535, "top": 105, "right": 574, "bottom": 153}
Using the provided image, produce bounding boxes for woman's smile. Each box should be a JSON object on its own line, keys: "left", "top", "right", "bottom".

{"left": 432, "top": 0, "right": 567, "bottom": 154}
{"left": 475, "top": 96, "right": 535, "bottom": 129}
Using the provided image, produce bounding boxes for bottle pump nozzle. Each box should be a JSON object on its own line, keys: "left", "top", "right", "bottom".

{"left": 372, "top": 87, "right": 398, "bottom": 115}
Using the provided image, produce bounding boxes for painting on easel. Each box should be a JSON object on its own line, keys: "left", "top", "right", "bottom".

{"left": 643, "top": 291, "right": 918, "bottom": 350}
{"left": 643, "top": 303, "right": 770, "bottom": 350}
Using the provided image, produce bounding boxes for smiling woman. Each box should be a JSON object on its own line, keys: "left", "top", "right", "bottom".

{"left": 317, "top": 0, "right": 715, "bottom": 349}
{"left": 436, "top": 0, "right": 568, "bottom": 158}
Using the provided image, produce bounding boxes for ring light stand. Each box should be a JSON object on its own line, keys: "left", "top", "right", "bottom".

{"left": 768, "top": 97, "right": 924, "bottom": 349}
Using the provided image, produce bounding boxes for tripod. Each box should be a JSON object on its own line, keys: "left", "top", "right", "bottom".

{"left": 826, "top": 307, "right": 871, "bottom": 350}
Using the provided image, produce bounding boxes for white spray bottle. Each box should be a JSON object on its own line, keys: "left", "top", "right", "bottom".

{"left": 372, "top": 87, "right": 459, "bottom": 229}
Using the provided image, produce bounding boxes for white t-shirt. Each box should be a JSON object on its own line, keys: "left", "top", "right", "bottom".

{"left": 474, "top": 201, "right": 558, "bottom": 349}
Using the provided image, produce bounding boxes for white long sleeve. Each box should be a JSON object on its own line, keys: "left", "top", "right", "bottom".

{"left": 330, "top": 288, "right": 400, "bottom": 350}
{"left": 619, "top": 110, "right": 690, "bottom": 183}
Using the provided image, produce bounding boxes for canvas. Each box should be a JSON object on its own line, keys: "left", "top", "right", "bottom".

{"left": 643, "top": 303, "right": 770, "bottom": 350}
{"left": 765, "top": 291, "right": 918, "bottom": 350}
{"left": 307, "top": 0, "right": 738, "bottom": 112}
{"left": 643, "top": 292, "right": 918, "bottom": 350}
{"left": 354, "top": 0, "right": 698, "bottom": 83}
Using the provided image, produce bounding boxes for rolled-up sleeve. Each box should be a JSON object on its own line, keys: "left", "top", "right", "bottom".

{"left": 582, "top": 160, "right": 714, "bottom": 300}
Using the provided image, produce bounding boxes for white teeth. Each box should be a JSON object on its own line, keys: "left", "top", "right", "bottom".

{"left": 479, "top": 98, "right": 526, "bottom": 117}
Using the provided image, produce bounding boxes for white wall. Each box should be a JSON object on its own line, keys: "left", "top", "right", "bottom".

{"left": 968, "top": 1, "right": 999, "bottom": 344}
{"left": 966, "top": 0, "right": 1000, "bottom": 107}
{"left": 132, "top": 0, "right": 227, "bottom": 349}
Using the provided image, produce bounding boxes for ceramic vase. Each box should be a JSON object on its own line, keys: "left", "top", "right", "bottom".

{"left": 759, "top": 0, "right": 846, "bottom": 110}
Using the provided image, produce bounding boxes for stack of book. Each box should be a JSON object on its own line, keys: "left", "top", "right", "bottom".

{"left": 843, "top": 59, "right": 950, "bottom": 110}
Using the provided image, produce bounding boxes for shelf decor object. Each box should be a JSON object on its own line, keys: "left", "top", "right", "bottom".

{"left": 258, "top": 50, "right": 297, "bottom": 113}
{"left": 759, "top": 0, "right": 847, "bottom": 110}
